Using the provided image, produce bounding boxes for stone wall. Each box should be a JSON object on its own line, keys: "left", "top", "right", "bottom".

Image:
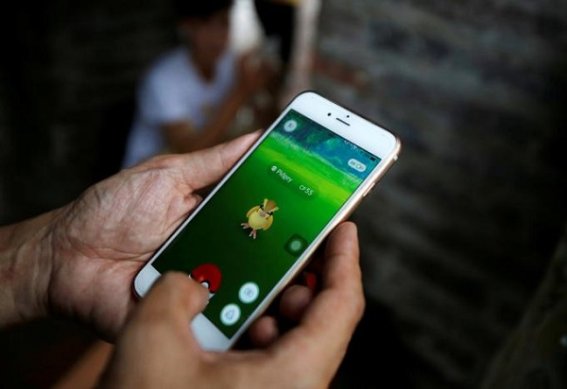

{"left": 481, "top": 224, "right": 567, "bottom": 389}
{"left": 0, "top": 2, "right": 178, "bottom": 386}
{"left": 0, "top": 1, "right": 177, "bottom": 223}
{"left": 0, "top": 81, "right": 9, "bottom": 222}
{"left": 315, "top": 1, "right": 567, "bottom": 388}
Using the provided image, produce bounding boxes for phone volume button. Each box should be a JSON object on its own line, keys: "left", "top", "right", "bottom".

{"left": 363, "top": 182, "right": 376, "bottom": 197}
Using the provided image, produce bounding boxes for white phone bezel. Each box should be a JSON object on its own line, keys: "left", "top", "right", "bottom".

{"left": 133, "top": 90, "right": 401, "bottom": 351}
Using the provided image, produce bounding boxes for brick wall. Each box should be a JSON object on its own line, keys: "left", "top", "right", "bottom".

{"left": 315, "top": 0, "right": 567, "bottom": 387}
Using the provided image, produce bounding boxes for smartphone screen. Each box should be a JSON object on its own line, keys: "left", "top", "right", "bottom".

{"left": 151, "top": 109, "right": 380, "bottom": 338}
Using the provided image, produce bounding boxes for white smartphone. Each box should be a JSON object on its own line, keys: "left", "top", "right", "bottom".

{"left": 133, "top": 91, "right": 401, "bottom": 351}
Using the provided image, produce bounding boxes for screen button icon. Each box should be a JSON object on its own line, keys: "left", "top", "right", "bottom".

{"left": 284, "top": 120, "right": 298, "bottom": 132}
{"left": 348, "top": 158, "right": 367, "bottom": 172}
{"left": 220, "top": 304, "right": 241, "bottom": 326}
{"left": 285, "top": 234, "right": 308, "bottom": 256}
{"left": 239, "top": 282, "right": 260, "bottom": 304}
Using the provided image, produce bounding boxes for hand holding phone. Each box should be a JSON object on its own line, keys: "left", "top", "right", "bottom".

{"left": 102, "top": 222, "right": 364, "bottom": 388}
{"left": 134, "top": 91, "right": 401, "bottom": 350}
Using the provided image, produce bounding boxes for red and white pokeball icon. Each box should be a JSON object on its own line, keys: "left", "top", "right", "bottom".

{"left": 190, "top": 263, "right": 222, "bottom": 299}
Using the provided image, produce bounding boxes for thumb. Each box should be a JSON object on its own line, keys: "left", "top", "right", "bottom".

{"left": 177, "top": 131, "right": 261, "bottom": 190}
{"left": 134, "top": 272, "right": 209, "bottom": 332}
{"left": 99, "top": 273, "right": 209, "bottom": 387}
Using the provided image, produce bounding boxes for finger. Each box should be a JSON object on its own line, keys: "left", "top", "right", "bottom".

{"left": 279, "top": 285, "right": 313, "bottom": 322}
{"left": 248, "top": 316, "right": 279, "bottom": 348}
{"left": 133, "top": 272, "right": 209, "bottom": 336}
{"left": 321, "top": 222, "right": 362, "bottom": 297}
{"left": 248, "top": 285, "right": 314, "bottom": 347}
{"left": 177, "top": 131, "right": 261, "bottom": 190}
{"left": 271, "top": 222, "right": 364, "bottom": 375}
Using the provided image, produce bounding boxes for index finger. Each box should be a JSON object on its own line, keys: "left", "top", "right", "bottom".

{"left": 270, "top": 222, "right": 365, "bottom": 377}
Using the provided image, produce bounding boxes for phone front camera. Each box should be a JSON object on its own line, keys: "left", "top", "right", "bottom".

{"left": 327, "top": 113, "right": 331, "bottom": 117}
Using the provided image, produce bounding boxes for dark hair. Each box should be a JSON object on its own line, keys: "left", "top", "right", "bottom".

{"left": 175, "top": 0, "right": 234, "bottom": 20}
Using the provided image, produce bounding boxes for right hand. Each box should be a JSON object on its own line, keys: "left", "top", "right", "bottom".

{"left": 99, "top": 222, "right": 364, "bottom": 388}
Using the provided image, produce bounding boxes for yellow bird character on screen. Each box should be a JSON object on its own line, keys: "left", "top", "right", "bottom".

{"left": 241, "top": 199, "right": 279, "bottom": 239}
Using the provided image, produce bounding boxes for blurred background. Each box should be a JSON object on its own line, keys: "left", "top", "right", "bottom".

{"left": 1, "top": 0, "right": 567, "bottom": 388}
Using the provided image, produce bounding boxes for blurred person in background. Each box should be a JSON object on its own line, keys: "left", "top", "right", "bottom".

{"left": 254, "top": 0, "right": 300, "bottom": 73}
{"left": 253, "top": 0, "right": 313, "bottom": 108}
{"left": 122, "top": 0, "right": 276, "bottom": 168}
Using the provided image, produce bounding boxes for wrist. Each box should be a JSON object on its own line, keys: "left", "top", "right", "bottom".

{"left": 0, "top": 211, "right": 58, "bottom": 327}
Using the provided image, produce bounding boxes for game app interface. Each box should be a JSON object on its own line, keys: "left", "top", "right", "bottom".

{"left": 153, "top": 109, "right": 380, "bottom": 337}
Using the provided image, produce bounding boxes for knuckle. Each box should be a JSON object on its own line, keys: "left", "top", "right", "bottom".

{"left": 161, "top": 272, "right": 207, "bottom": 310}
{"left": 341, "top": 287, "right": 365, "bottom": 323}
{"left": 160, "top": 271, "right": 188, "bottom": 286}
{"left": 352, "top": 292, "right": 366, "bottom": 321}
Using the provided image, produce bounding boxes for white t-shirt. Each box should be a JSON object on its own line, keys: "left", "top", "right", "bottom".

{"left": 122, "top": 46, "right": 236, "bottom": 168}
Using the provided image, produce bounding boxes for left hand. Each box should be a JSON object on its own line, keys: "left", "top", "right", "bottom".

{"left": 42, "top": 132, "right": 259, "bottom": 339}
